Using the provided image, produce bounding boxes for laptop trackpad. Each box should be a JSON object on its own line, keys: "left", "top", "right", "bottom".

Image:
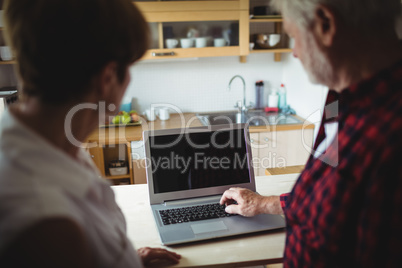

{"left": 190, "top": 221, "right": 228, "bottom": 235}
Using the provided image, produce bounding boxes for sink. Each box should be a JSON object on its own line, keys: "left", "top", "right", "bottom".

{"left": 196, "top": 110, "right": 302, "bottom": 126}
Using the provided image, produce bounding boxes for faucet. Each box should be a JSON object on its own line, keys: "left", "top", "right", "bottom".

{"left": 228, "top": 75, "right": 247, "bottom": 113}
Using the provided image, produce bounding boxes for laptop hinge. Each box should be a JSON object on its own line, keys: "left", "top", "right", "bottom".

{"left": 163, "top": 195, "right": 221, "bottom": 207}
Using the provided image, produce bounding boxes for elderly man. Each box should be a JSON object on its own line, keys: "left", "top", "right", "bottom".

{"left": 221, "top": 0, "right": 402, "bottom": 267}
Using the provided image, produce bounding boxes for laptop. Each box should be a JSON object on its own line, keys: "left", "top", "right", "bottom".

{"left": 143, "top": 124, "right": 285, "bottom": 246}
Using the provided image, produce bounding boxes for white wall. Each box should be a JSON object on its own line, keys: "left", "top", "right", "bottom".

{"left": 125, "top": 53, "right": 284, "bottom": 114}
{"left": 281, "top": 52, "right": 328, "bottom": 140}
{"left": 125, "top": 51, "right": 327, "bottom": 141}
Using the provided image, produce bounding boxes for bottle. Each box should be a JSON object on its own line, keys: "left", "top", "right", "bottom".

{"left": 278, "top": 83, "right": 287, "bottom": 110}
{"left": 268, "top": 87, "right": 279, "bottom": 108}
{"left": 120, "top": 96, "right": 132, "bottom": 113}
{"left": 255, "top": 80, "right": 264, "bottom": 109}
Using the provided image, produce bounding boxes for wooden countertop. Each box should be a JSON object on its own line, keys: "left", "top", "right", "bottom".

{"left": 266, "top": 165, "right": 305, "bottom": 176}
{"left": 86, "top": 113, "right": 203, "bottom": 145}
{"left": 86, "top": 113, "right": 314, "bottom": 145}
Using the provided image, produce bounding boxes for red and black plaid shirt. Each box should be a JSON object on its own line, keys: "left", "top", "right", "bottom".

{"left": 280, "top": 59, "right": 402, "bottom": 267}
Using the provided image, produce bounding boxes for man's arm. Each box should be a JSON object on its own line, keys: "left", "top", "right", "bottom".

{"left": 220, "top": 187, "right": 284, "bottom": 216}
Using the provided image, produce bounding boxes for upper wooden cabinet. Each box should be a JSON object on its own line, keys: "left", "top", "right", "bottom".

{"left": 133, "top": 0, "right": 292, "bottom": 62}
{"left": 133, "top": 0, "right": 250, "bottom": 60}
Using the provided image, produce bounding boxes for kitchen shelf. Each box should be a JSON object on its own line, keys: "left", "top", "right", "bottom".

{"left": 250, "top": 18, "right": 283, "bottom": 23}
{"left": 87, "top": 143, "right": 134, "bottom": 184}
{"left": 132, "top": 0, "right": 292, "bottom": 62}
{"left": 0, "top": 60, "right": 16, "bottom": 65}
{"left": 250, "top": 48, "right": 292, "bottom": 61}
{"left": 142, "top": 46, "right": 241, "bottom": 60}
{"left": 105, "top": 174, "right": 131, "bottom": 180}
{"left": 250, "top": 48, "right": 292, "bottom": 53}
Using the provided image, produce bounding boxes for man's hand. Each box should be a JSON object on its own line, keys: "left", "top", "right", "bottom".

{"left": 137, "top": 247, "right": 181, "bottom": 267}
{"left": 219, "top": 187, "right": 266, "bottom": 217}
{"left": 220, "top": 187, "right": 283, "bottom": 216}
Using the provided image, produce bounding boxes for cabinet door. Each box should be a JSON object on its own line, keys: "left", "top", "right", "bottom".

{"left": 131, "top": 140, "right": 147, "bottom": 184}
{"left": 132, "top": 159, "right": 147, "bottom": 184}
{"left": 88, "top": 146, "right": 106, "bottom": 176}
{"left": 254, "top": 131, "right": 278, "bottom": 175}
{"left": 259, "top": 129, "right": 314, "bottom": 170}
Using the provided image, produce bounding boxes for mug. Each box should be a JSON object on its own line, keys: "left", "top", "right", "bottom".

{"left": 213, "top": 38, "right": 229, "bottom": 47}
{"left": 165, "top": 38, "right": 178, "bottom": 49}
{"left": 195, "top": 37, "right": 208, "bottom": 48}
{"left": 180, "top": 38, "right": 194, "bottom": 48}
{"left": 144, "top": 108, "right": 156, "bottom": 121}
{"left": 156, "top": 108, "right": 170, "bottom": 121}
{"left": 0, "top": 46, "right": 12, "bottom": 61}
{"left": 268, "top": 34, "right": 281, "bottom": 47}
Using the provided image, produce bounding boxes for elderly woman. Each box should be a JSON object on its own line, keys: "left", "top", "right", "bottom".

{"left": 0, "top": 0, "right": 180, "bottom": 267}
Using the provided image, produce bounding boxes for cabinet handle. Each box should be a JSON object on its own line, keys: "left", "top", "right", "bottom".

{"left": 152, "top": 52, "right": 175, "bottom": 57}
{"left": 264, "top": 137, "right": 269, "bottom": 142}
{"left": 250, "top": 139, "right": 254, "bottom": 143}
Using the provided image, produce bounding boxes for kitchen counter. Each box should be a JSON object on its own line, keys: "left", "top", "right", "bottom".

{"left": 86, "top": 113, "right": 315, "bottom": 184}
{"left": 86, "top": 113, "right": 314, "bottom": 145}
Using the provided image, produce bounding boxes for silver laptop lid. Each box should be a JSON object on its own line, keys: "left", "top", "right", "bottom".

{"left": 143, "top": 124, "right": 255, "bottom": 205}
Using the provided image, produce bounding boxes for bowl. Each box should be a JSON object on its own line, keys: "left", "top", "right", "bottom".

{"left": 109, "top": 167, "right": 128, "bottom": 176}
{"left": 254, "top": 34, "right": 281, "bottom": 49}
{"left": 109, "top": 160, "right": 128, "bottom": 176}
{"left": 109, "top": 160, "right": 126, "bottom": 168}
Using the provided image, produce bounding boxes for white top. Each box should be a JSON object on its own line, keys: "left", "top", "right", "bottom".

{"left": 0, "top": 109, "right": 143, "bottom": 268}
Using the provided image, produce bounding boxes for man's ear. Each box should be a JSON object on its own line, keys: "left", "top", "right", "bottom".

{"left": 313, "top": 4, "right": 337, "bottom": 47}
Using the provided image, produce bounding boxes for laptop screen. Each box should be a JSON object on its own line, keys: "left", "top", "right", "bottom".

{"left": 149, "top": 128, "right": 250, "bottom": 194}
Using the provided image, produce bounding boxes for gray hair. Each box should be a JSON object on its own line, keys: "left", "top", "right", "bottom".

{"left": 271, "top": 0, "right": 401, "bottom": 32}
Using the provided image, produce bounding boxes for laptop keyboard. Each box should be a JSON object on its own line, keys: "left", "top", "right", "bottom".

{"left": 159, "top": 203, "right": 236, "bottom": 225}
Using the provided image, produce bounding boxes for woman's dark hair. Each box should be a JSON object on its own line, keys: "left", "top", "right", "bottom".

{"left": 3, "top": 0, "right": 149, "bottom": 103}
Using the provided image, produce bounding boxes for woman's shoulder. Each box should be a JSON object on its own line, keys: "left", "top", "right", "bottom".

{"left": 0, "top": 163, "right": 83, "bottom": 252}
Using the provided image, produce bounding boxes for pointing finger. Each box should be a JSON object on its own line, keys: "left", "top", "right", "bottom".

{"left": 220, "top": 189, "right": 239, "bottom": 205}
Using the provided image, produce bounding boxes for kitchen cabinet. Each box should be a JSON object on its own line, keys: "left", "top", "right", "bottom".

{"left": 133, "top": 0, "right": 292, "bottom": 62}
{"left": 87, "top": 143, "right": 134, "bottom": 185}
{"left": 86, "top": 113, "right": 204, "bottom": 185}
{"left": 249, "top": 17, "right": 291, "bottom": 62}
{"left": 250, "top": 127, "right": 314, "bottom": 176}
{"left": 134, "top": 0, "right": 249, "bottom": 60}
{"left": 248, "top": 0, "right": 292, "bottom": 62}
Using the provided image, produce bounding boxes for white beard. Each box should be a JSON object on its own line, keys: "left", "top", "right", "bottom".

{"left": 301, "top": 31, "right": 337, "bottom": 87}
